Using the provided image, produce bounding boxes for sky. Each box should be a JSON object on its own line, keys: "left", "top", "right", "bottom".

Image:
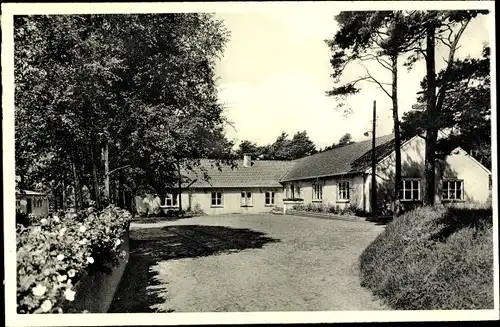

{"left": 213, "top": 9, "right": 490, "bottom": 150}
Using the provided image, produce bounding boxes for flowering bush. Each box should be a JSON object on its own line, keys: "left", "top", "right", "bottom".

{"left": 291, "top": 203, "right": 362, "bottom": 216}
{"left": 17, "top": 205, "right": 131, "bottom": 314}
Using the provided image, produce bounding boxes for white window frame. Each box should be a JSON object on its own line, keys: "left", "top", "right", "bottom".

{"left": 312, "top": 182, "right": 323, "bottom": 202}
{"left": 240, "top": 191, "right": 253, "bottom": 207}
{"left": 337, "top": 181, "right": 350, "bottom": 202}
{"left": 211, "top": 191, "right": 223, "bottom": 207}
{"left": 165, "top": 193, "right": 178, "bottom": 207}
{"left": 442, "top": 179, "right": 465, "bottom": 201}
{"left": 400, "top": 179, "right": 421, "bottom": 201}
{"left": 265, "top": 191, "right": 275, "bottom": 206}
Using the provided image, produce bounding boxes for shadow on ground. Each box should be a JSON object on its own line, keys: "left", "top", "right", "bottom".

{"left": 108, "top": 225, "right": 280, "bottom": 313}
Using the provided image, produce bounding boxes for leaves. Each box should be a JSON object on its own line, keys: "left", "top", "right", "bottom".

{"left": 15, "top": 14, "right": 233, "bottom": 202}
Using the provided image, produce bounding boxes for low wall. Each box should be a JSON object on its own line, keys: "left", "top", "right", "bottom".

{"left": 71, "top": 228, "right": 130, "bottom": 313}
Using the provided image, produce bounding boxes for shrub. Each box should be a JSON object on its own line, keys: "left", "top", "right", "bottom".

{"left": 359, "top": 206, "right": 493, "bottom": 309}
{"left": 17, "top": 205, "right": 132, "bottom": 314}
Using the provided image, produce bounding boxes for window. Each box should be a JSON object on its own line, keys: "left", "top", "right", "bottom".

{"left": 338, "top": 181, "right": 350, "bottom": 201}
{"left": 312, "top": 183, "right": 323, "bottom": 201}
{"left": 400, "top": 179, "right": 421, "bottom": 201}
{"left": 33, "top": 199, "right": 43, "bottom": 207}
{"left": 265, "top": 191, "right": 275, "bottom": 205}
{"left": 241, "top": 191, "right": 253, "bottom": 206}
{"left": 211, "top": 192, "right": 223, "bottom": 207}
{"left": 16, "top": 200, "right": 21, "bottom": 208}
{"left": 287, "top": 183, "right": 301, "bottom": 199}
{"left": 165, "top": 193, "right": 178, "bottom": 207}
{"left": 442, "top": 180, "right": 464, "bottom": 201}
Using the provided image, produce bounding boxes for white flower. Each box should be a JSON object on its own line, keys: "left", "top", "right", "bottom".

{"left": 57, "top": 254, "right": 65, "bottom": 261}
{"left": 86, "top": 257, "right": 94, "bottom": 264}
{"left": 115, "top": 238, "right": 121, "bottom": 246}
{"left": 68, "top": 269, "right": 76, "bottom": 278}
{"left": 32, "top": 226, "right": 42, "bottom": 233}
{"left": 32, "top": 284, "right": 47, "bottom": 297}
{"left": 64, "top": 288, "right": 76, "bottom": 301}
{"left": 59, "top": 227, "right": 67, "bottom": 236}
{"left": 78, "top": 239, "right": 87, "bottom": 245}
{"left": 79, "top": 225, "right": 87, "bottom": 233}
{"left": 53, "top": 215, "right": 60, "bottom": 222}
{"left": 40, "top": 218, "right": 48, "bottom": 225}
{"left": 40, "top": 299, "right": 52, "bottom": 312}
{"left": 57, "top": 274, "right": 67, "bottom": 282}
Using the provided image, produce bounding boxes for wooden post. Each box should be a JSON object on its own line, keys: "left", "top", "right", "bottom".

{"left": 371, "top": 100, "right": 377, "bottom": 220}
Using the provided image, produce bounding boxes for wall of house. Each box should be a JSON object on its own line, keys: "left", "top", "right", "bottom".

{"left": 363, "top": 136, "right": 427, "bottom": 213}
{"left": 363, "top": 137, "right": 492, "bottom": 212}
{"left": 441, "top": 150, "right": 491, "bottom": 205}
{"left": 187, "top": 187, "right": 285, "bottom": 215}
{"left": 283, "top": 175, "right": 365, "bottom": 210}
{"left": 16, "top": 195, "right": 49, "bottom": 215}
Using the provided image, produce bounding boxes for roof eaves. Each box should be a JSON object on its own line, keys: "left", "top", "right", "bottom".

{"left": 280, "top": 170, "right": 364, "bottom": 183}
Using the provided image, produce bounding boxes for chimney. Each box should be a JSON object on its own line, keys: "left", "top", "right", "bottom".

{"left": 243, "top": 154, "right": 251, "bottom": 167}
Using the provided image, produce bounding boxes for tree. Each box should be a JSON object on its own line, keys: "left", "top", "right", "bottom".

{"left": 263, "top": 131, "right": 317, "bottom": 160}
{"left": 236, "top": 140, "right": 260, "bottom": 158}
{"left": 321, "top": 133, "right": 356, "bottom": 152}
{"left": 338, "top": 133, "right": 353, "bottom": 147}
{"left": 288, "top": 131, "right": 317, "bottom": 159}
{"left": 401, "top": 45, "right": 490, "bottom": 168}
{"left": 14, "top": 14, "right": 233, "bottom": 211}
{"left": 401, "top": 10, "right": 488, "bottom": 205}
{"left": 326, "top": 11, "right": 421, "bottom": 217}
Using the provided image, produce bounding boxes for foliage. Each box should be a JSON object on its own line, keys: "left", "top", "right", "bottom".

{"left": 360, "top": 206, "right": 493, "bottom": 309}
{"left": 15, "top": 14, "right": 233, "bottom": 209}
{"left": 321, "top": 133, "right": 355, "bottom": 152}
{"left": 17, "top": 205, "right": 132, "bottom": 313}
{"left": 237, "top": 130, "right": 317, "bottom": 160}
{"left": 291, "top": 203, "right": 362, "bottom": 216}
{"left": 401, "top": 45, "right": 491, "bottom": 168}
{"left": 397, "top": 10, "right": 489, "bottom": 205}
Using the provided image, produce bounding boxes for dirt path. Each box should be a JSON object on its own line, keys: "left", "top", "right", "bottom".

{"left": 110, "top": 214, "right": 387, "bottom": 312}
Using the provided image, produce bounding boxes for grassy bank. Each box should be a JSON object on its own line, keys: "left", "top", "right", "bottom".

{"left": 359, "top": 205, "right": 493, "bottom": 310}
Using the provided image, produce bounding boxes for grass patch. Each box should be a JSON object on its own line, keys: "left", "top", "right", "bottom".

{"left": 359, "top": 206, "right": 493, "bottom": 310}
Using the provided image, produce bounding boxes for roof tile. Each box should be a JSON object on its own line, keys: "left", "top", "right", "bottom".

{"left": 280, "top": 134, "right": 394, "bottom": 182}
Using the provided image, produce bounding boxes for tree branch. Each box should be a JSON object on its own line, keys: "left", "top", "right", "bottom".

{"left": 360, "top": 64, "right": 393, "bottom": 98}
{"left": 107, "top": 164, "right": 131, "bottom": 176}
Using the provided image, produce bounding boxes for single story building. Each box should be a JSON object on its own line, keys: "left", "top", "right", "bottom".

{"left": 143, "top": 134, "right": 491, "bottom": 216}
{"left": 16, "top": 190, "right": 49, "bottom": 215}
{"left": 164, "top": 156, "right": 296, "bottom": 215}
{"left": 280, "top": 134, "right": 492, "bottom": 215}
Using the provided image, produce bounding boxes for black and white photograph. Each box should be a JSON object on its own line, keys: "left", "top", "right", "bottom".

{"left": 2, "top": 1, "right": 498, "bottom": 325}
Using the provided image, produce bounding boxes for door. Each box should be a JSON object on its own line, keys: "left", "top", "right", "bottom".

{"left": 26, "top": 198, "right": 32, "bottom": 214}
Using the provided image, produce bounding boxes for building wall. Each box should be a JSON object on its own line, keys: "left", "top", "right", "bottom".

{"left": 16, "top": 195, "right": 49, "bottom": 215}
{"left": 364, "top": 135, "right": 427, "bottom": 213}
{"left": 441, "top": 150, "right": 491, "bottom": 205}
{"left": 363, "top": 137, "right": 492, "bottom": 211}
{"left": 283, "top": 175, "right": 365, "bottom": 210}
{"left": 186, "top": 187, "right": 285, "bottom": 215}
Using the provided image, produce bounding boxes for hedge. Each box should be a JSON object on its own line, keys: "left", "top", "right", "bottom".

{"left": 359, "top": 205, "right": 493, "bottom": 309}
{"left": 17, "top": 205, "right": 132, "bottom": 313}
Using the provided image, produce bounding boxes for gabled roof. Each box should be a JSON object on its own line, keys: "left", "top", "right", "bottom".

{"left": 182, "top": 159, "right": 297, "bottom": 188}
{"left": 280, "top": 134, "right": 395, "bottom": 182}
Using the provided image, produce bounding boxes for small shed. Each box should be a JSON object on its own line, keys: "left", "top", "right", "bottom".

{"left": 16, "top": 190, "right": 49, "bottom": 215}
